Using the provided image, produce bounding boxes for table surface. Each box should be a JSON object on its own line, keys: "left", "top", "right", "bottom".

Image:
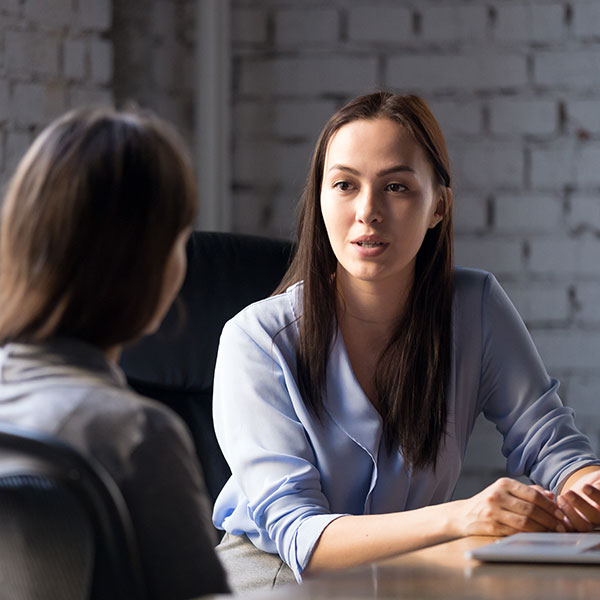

{"left": 223, "top": 536, "right": 600, "bottom": 600}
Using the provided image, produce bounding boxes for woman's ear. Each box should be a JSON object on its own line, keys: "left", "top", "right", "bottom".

{"left": 429, "top": 187, "right": 452, "bottom": 229}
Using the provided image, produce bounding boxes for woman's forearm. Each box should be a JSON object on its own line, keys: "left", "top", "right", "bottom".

{"left": 305, "top": 502, "right": 462, "bottom": 574}
{"left": 304, "top": 477, "right": 566, "bottom": 576}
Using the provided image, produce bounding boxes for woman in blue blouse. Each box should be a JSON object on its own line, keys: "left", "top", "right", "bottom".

{"left": 212, "top": 92, "right": 600, "bottom": 590}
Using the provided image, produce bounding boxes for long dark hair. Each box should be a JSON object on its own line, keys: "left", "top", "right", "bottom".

{"left": 0, "top": 107, "right": 197, "bottom": 349}
{"left": 276, "top": 92, "right": 454, "bottom": 470}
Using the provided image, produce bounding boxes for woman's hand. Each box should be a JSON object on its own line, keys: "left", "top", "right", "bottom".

{"left": 557, "top": 468, "right": 600, "bottom": 532}
{"left": 454, "top": 477, "right": 566, "bottom": 537}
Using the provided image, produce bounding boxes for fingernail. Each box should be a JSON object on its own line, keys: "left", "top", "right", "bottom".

{"left": 556, "top": 523, "right": 566, "bottom": 533}
{"left": 584, "top": 485, "right": 594, "bottom": 494}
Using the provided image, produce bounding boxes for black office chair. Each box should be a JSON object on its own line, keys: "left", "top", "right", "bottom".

{"left": 120, "top": 231, "right": 294, "bottom": 504}
{"left": 0, "top": 423, "right": 146, "bottom": 600}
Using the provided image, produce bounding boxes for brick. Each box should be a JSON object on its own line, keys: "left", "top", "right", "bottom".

{"left": 43, "top": 83, "right": 67, "bottom": 122}
{"left": 530, "top": 141, "right": 575, "bottom": 188}
{"left": 502, "top": 283, "right": 569, "bottom": 323}
{"left": 573, "top": 1, "right": 600, "bottom": 39}
{"left": 10, "top": 83, "right": 44, "bottom": 127}
{"left": 575, "top": 144, "right": 600, "bottom": 186}
{"left": 24, "top": 0, "right": 73, "bottom": 29}
{"left": 90, "top": 38, "right": 113, "bottom": 84}
{"left": 427, "top": 99, "right": 482, "bottom": 136}
{"left": 568, "top": 99, "right": 600, "bottom": 134}
{"left": 275, "top": 8, "right": 339, "bottom": 45}
{"left": 63, "top": 39, "right": 86, "bottom": 80}
{"left": 69, "top": 87, "right": 113, "bottom": 109}
{"left": 234, "top": 100, "right": 335, "bottom": 140}
{"left": 231, "top": 187, "right": 300, "bottom": 239}
{"left": 568, "top": 195, "right": 600, "bottom": 231}
{"left": 534, "top": 50, "right": 600, "bottom": 89}
{"left": 533, "top": 330, "right": 600, "bottom": 370}
{"left": 274, "top": 100, "right": 336, "bottom": 139}
{"left": 529, "top": 239, "right": 600, "bottom": 275}
{"left": 420, "top": 5, "right": 488, "bottom": 43}
{"left": 494, "top": 194, "right": 562, "bottom": 233}
{"left": 240, "top": 56, "right": 378, "bottom": 96}
{"left": 575, "top": 283, "right": 600, "bottom": 324}
{"left": 567, "top": 377, "right": 600, "bottom": 420}
{"left": 232, "top": 7, "right": 267, "bottom": 44}
{"left": 348, "top": 6, "right": 412, "bottom": 43}
{"left": 453, "top": 195, "right": 487, "bottom": 233}
{"left": 457, "top": 141, "right": 524, "bottom": 188}
{"left": 6, "top": 130, "right": 31, "bottom": 175}
{"left": 5, "top": 31, "right": 60, "bottom": 76}
{"left": 489, "top": 98, "right": 557, "bottom": 136}
{"left": 454, "top": 238, "right": 523, "bottom": 274}
{"left": 494, "top": 3, "right": 565, "bottom": 43}
{"left": 79, "top": 0, "right": 112, "bottom": 31}
{"left": 387, "top": 54, "right": 527, "bottom": 93}
{"left": 234, "top": 140, "right": 313, "bottom": 188}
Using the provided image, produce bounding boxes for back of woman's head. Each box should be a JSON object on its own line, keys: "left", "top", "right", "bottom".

{"left": 0, "top": 107, "right": 197, "bottom": 349}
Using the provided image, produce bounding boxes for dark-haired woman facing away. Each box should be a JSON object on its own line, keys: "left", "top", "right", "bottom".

{"left": 0, "top": 108, "right": 229, "bottom": 599}
{"left": 212, "top": 92, "right": 600, "bottom": 590}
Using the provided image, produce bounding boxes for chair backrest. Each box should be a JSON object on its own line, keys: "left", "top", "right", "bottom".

{"left": 120, "top": 231, "right": 294, "bottom": 503}
{"left": 0, "top": 423, "right": 146, "bottom": 600}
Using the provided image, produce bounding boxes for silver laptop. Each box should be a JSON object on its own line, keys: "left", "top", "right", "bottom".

{"left": 466, "top": 532, "right": 600, "bottom": 564}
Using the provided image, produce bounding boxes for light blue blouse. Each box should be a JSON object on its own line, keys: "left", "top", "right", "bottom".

{"left": 212, "top": 268, "right": 599, "bottom": 581}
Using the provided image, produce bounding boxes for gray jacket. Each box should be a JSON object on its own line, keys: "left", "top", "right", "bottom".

{"left": 0, "top": 338, "right": 229, "bottom": 599}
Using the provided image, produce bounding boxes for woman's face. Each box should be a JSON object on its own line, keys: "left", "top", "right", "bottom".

{"left": 320, "top": 117, "right": 444, "bottom": 291}
{"left": 144, "top": 226, "right": 191, "bottom": 335}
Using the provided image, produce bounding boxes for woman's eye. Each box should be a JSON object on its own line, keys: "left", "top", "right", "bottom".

{"left": 386, "top": 183, "right": 407, "bottom": 193}
{"left": 334, "top": 181, "right": 353, "bottom": 191}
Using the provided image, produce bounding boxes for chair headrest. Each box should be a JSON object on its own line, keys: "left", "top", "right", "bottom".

{"left": 120, "top": 231, "right": 293, "bottom": 392}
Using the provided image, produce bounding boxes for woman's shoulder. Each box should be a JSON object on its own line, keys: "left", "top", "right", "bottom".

{"left": 223, "top": 280, "right": 303, "bottom": 339}
{"left": 454, "top": 266, "right": 503, "bottom": 302}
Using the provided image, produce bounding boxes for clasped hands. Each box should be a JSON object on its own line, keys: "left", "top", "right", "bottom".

{"left": 458, "top": 469, "right": 600, "bottom": 537}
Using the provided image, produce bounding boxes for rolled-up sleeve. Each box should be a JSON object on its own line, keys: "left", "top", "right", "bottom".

{"left": 212, "top": 318, "right": 345, "bottom": 580}
{"left": 478, "top": 274, "right": 600, "bottom": 492}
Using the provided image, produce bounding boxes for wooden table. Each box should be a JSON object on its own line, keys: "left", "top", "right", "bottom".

{"left": 233, "top": 537, "right": 600, "bottom": 599}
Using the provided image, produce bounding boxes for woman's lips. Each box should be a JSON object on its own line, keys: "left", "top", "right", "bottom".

{"left": 351, "top": 240, "right": 388, "bottom": 257}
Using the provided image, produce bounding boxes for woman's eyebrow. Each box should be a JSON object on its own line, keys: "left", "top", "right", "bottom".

{"left": 327, "top": 164, "right": 416, "bottom": 176}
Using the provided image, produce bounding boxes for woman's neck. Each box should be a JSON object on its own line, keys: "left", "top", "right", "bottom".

{"left": 104, "top": 345, "right": 122, "bottom": 363}
{"left": 335, "top": 267, "right": 414, "bottom": 336}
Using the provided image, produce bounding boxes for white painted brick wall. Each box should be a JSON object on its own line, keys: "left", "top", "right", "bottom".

{"left": 79, "top": 0, "right": 112, "bottom": 31}
{"left": 490, "top": 98, "right": 557, "bottom": 136}
{"left": 232, "top": 7, "right": 267, "bottom": 44}
{"left": 387, "top": 54, "right": 528, "bottom": 92}
{"left": 494, "top": 193, "right": 562, "bottom": 233}
{"left": 494, "top": 3, "right": 565, "bottom": 43}
{"left": 275, "top": 8, "right": 339, "bottom": 46}
{"left": 573, "top": 1, "right": 600, "bottom": 40}
{"left": 229, "top": 0, "right": 600, "bottom": 495}
{"left": 347, "top": 6, "right": 412, "bottom": 44}
{"left": 420, "top": 5, "right": 488, "bottom": 44}
{"left": 0, "top": 0, "right": 114, "bottom": 189}
{"left": 6, "top": 31, "right": 60, "bottom": 76}
{"left": 240, "top": 56, "right": 378, "bottom": 97}
{"left": 568, "top": 100, "right": 600, "bottom": 134}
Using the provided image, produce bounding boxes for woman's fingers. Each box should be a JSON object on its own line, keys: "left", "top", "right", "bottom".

{"left": 558, "top": 487, "right": 600, "bottom": 531}
{"left": 557, "top": 494, "right": 594, "bottom": 532}
{"left": 502, "top": 479, "right": 565, "bottom": 532}
{"left": 463, "top": 478, "right": 564, "bottom": 536}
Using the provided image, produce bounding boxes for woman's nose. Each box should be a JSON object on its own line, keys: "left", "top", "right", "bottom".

{"left": 356, "top": 188, "right": 383, "bottom": 224}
